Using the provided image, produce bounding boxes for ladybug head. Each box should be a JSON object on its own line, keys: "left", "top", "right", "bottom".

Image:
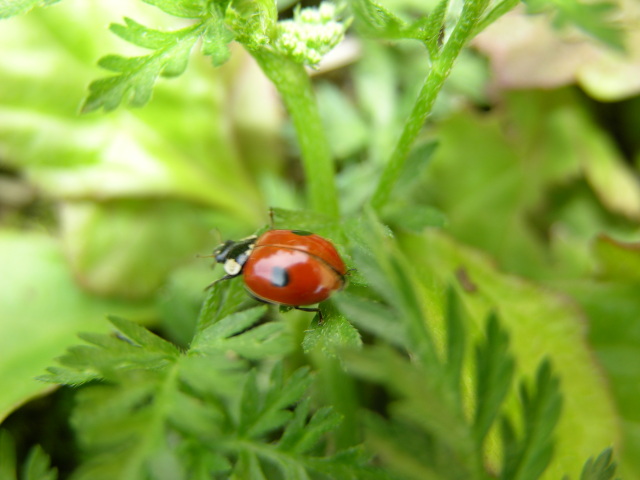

{"left": 212, "top": 235, "right": 257, "bottom": 277}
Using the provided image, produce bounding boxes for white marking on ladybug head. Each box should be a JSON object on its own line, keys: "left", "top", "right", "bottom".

{"left": 224, "top": 258, "right": 242, "bottom": 276}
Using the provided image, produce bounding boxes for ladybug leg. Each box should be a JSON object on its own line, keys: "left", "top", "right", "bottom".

{"left": 294, "top": 306, "right": 323, "bottom": 323}
{"left": 204, "top": 274, "right": 235, "bottom": 291}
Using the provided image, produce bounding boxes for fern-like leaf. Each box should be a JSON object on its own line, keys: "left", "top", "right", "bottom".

{"left": 0, "top": 0, "right": 59, "bottom": 19}
{"left": 500, "top": 360, "right": 563, "bottom": 480}
{"left": 579, "top": 447, "right": 618, "bottom": 480}
{"left": 82, "top": 22, "right": 205, "bottom": 112}
{"left": 0, "top": 430, "right": 58, "bottom": 480}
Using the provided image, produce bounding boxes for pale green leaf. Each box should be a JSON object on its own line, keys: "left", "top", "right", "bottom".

{"left": 0, "top": 232, "right": 151, "bottom": 422}
{"left": 59, "top": 200, "right": 215, "bottom": 299}
{"left": 403, "top": 231, "right": 620, "bottom": 479}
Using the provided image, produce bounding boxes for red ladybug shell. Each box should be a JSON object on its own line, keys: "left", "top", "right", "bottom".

{"left": 242, "top": 230, "right": 346, "bottom": 306}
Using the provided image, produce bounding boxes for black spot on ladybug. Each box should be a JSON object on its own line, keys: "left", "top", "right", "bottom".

{"left": 270, "top": 266, "right": 289, "bottom": 287}
{"left": 290, "top": 230, "right": 313, "bottom": 236}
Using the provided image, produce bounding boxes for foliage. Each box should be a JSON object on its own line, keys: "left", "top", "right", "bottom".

{"left": 0, "top": 0, "right": 636, "bottom": 478}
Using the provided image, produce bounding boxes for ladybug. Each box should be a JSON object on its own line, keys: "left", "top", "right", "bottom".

{"left": 211, "top": 229, "right": 347, "bottom": 313}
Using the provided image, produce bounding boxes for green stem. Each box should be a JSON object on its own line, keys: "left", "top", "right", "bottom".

{"left": 250, "top": 48, "right": 339, "bottom": 219}
{"left": 370, "top": 0, "right": 491, "bottom": 213}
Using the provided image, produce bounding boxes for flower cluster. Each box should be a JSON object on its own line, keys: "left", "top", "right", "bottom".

{"left": 275, "top": 2, "right": 348, "bottom": 65}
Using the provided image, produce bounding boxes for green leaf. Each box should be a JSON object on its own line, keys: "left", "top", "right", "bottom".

{"left": 473, "top": 313, "right": 515, "bottom": 447}
{"left": 444, "top": 287, "right": 466, "bottom": 400}
{"left": 201, "top": 16, "right": 234, "bottom": 66}
{"left": 0, "top": 431, "right": 58, "bottom": 480}
{"left": 0, "top": 430, "right": 17, "bottom": 480}
{"left": 333, "top": 292, "right": 407, "bottom": 348}
{"left": 196, "top": 276, "right": 256, "bottom": 333}
{"left": 500, "top": 360, "right": 563, "bottom": 480}
{"left": 110, "top": 17, "right": 181, "bottom": 49}
{"left": 387, "top": 205, "right": 448, "bottom": 233}
{"left": 593, "top": 235, "right": 640, "bottom": 282}
{"left": 0, "top": 0, "right": 59, "bottom": 19}
{"left": 0, "top": 232, "right": 151, "bottom": 422}
{"left": 41, "top": 324, "right": 178, "bottom": 385}
{"left": 558, "top": 281, "right": 640, "bottom": 477}
{"left": 226, "top": 0, "right": 277, "bottom": 47}
{"left": 232, "top": 450, "right": 267, "bottom": 480}
{"left": 142, "top": 0, "right": 209, "bottom": 18}
{"left": 59, "top": 200, "right": 216, "bottom": 299}
{"left": 349, "top": 0, "right": 408, "bottom": 39}
{"left": 403, "top": 231, "right": 620, "bottom": 478}
{"left": 286, "top": 406, "right": 343, "bottom": 454}
{"left": 82, "top": 23, "right": 203, "bottom": 112}
{"left": 238, "top": 365, "right": 313, "bottom": 438}
{"left": 269, "top": 208, "right": 344, "bottom": 243}
{"left": 191, "top": 305, "right": 282, "bottom": 358}
{"left": 193, "top": 306, "right": 266, "bottom": 346}
{"left": 579, "top": 448, "right": 618, "bottom": 480}
{"left": 22, "top": 445, "right": 58, "bottom": 480}
{"left": 302, "top": 307, "right": 362, "bottom": 356}
{"left": 524, "top": 0, "right": 624, "bottom": 51}
{"left": 108, "top": 316, "right": 180, "bottom": 356}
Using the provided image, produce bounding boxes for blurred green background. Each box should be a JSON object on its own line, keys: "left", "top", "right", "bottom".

{"left": 1, "top": 0, "right": 639, "bottom": 477}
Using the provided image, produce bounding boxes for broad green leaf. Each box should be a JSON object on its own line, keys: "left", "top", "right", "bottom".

{"left": 402, "top": 230, "right": 620, "bottom": 479}
{"left": 59, "top": 200, "right": 216, "bottom": 299}
{"left": 0, "top": 2, "right": 265, "bottom": 225}
{"left": 559, "top": 280, "right": 640, "bottom": 478}
{"left": 0, "top": 232, "right": 152, "bottom": 422}
{"left": 593, "top": 235, "right": 640, "bottom": 282}
{"left": 423, "top": 91, "right": 640, "bottom": 279}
